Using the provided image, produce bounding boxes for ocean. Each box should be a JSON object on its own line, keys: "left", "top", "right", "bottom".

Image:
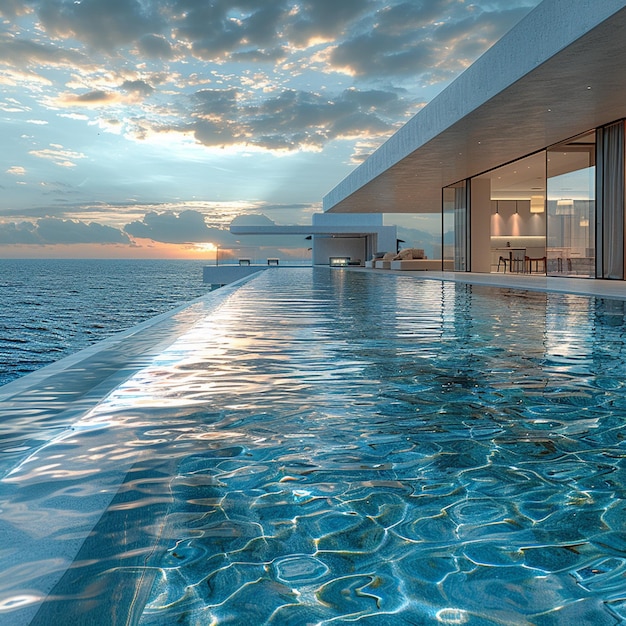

{"left": 0, "top": 258, "right": 213, "bottom": 387}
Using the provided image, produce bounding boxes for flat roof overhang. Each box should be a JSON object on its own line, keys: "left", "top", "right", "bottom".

{"left": 230, "top": 224, "right": 381, "bottom": 237}
{"left": 323, "top": 0, "right": 626, "bottom": 214}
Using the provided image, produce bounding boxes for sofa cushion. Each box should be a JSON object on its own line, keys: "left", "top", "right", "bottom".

{"left": 395, "top": 248, "right": 425, "bottom": 260}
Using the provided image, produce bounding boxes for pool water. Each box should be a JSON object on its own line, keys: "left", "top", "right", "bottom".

{"left": 4, "top": 268, "right": 626, "bottom": 625}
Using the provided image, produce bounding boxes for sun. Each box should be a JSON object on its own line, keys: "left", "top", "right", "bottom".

{"left": 194, "top": 242, "right": 218, "bottom": 253}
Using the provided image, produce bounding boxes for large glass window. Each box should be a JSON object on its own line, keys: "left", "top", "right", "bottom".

{"left": 472, "top": 152, "right": 547, "bottom": 274}
{"left": 443, "top": 182, "right": 467, "bottom": 271}
{"left": 547, "top": 131, "right": 596, "bottom": 277}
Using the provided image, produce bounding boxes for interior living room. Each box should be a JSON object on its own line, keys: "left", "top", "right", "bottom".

{"left": 445, "top": 130, "right": 596, "bottom": 277}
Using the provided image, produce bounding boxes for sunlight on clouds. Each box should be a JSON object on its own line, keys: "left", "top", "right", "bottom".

{"left": 29, "top": 145, "right": 86, "bottom": 167}
{"left": 0, "top": 68, "right": 52, "bottom": 86}
{"left": 61, "top": 200, "right": 310, "bottom": 231}
{"left": 0, "top": 97, "right": 30, "bottom": 112}
{"left": 0, "top": 0, "right": 542, "bottom": 251}
{"left": 6, "top": 166, "right": 26, "bottom": 176}
{"left": 183, "top": 72, "right": 214, "bottom": 87}
{"left": 240, "top": 72, "right": 273, "bottom": 91}
{"left": 90, "top": 117, "right": 124, "bottom": 135}
{"left": 55, "top": 90, "right": 122, "bottom": 107}
{"left": 193, "top": 242, "right": 218, "bottom": 253}
{"left": 350, "top": 139, "right": 381, "bottom": 164}
{"left": 58, "top": 112, "right": 89, "bottom": 121}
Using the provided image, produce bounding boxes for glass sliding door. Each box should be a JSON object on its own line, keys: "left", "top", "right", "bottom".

{"left": 472, "top": 151, "right": 546, "bottom": 274}
{"left": 598, "top": 121, "right": 625, "bottom": 279}
{"left": 547, "top": 131, "right": 596, "bottom": 277}
{"left": 443, "top": 181, "right": 467, "bottom": 271}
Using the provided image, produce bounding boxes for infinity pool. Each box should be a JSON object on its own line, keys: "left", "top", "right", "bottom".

{"left": 2, "top": 268, "right": 626, "bottom": 625}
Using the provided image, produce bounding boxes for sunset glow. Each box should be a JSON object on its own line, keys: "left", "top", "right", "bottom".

{"left": 0, "top": 1, "right": 541, "bottom": 258}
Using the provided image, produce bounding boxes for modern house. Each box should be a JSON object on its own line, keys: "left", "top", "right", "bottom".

{"left": 229, "top": 212, "right": 397, "bottom": 266}
{"left": 323, "top": 0, "right": 626, "bottom": 280}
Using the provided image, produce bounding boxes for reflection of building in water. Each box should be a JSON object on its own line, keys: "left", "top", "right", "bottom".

{"left": 323, "top": 1, "right": 626, "bottom": 282}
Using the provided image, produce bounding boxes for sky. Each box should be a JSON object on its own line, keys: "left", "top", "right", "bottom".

{"left": 0, "top": 0, "right": 541, "bottom": 259}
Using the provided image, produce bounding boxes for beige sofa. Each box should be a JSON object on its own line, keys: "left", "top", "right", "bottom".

{"left": 372, "top": 248, "right": 426, "bottom": 269}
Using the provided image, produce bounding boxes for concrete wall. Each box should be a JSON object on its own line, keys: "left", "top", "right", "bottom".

{"left": 313, "top": 237, "right": 366, "bottom": 265}
{"left": 203, "top": 266, "right": 266, "bottom": 286}
{"left": 471, "top": 178, "right": 492, "bottom": 272}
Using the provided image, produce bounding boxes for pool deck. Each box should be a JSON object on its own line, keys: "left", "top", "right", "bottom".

{"left": 346, "top": 267, "right": 626, "bottom": 301}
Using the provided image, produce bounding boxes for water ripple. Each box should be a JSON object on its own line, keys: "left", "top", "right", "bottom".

{"left": 5, "top": 270, "right": 626, "bottom": 625}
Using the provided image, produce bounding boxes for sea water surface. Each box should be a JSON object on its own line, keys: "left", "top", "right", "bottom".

{"left": 3, "top": 268, "right": 626, "bottom": 625}
{"left": 0, "top": 259, "right": 212, "bottom": 386}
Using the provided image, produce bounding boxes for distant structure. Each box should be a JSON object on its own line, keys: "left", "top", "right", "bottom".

{"left": 202, "top": 212, "right": 397, "bottom": 288}
{"left": 229, "top": 212, "right": 397, "bottom": 266}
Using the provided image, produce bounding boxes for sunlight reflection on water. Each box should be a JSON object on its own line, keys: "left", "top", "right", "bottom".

{"left": 2, "top": 268, "right": 626, "bottom": 625}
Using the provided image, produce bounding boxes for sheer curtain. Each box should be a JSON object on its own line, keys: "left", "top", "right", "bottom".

{"left": 601, "top": 121, "right": 625, "bottom": 279}
{"left": 454, "top": 184, "right": 467, "bottom": 271}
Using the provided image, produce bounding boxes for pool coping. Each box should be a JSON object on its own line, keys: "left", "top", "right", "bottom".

{"left": 345, "top": 267, "right": 626, "bottom": 301}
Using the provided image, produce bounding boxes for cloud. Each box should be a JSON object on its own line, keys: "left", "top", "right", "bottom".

{"left": 4, "top": 1, "right": 539, "bottom": 78}
{"left": 0, "top": 222, "right": 39, "bottom": 244}
{"left": 121, "top": 79, "right": 154, "bottom": 98}
{"left": 124, "top": 210, "right": 238, "bottom": 245}
{"left": 0, "top": 35, "right": 87, "bottom": 70}
{"left": 328, "top": 1, "right": 454, "bottom": 77}
{"left": 230, "top": 214, "right": 275, "bottom": 227}
{"left": 327, "top": 1, "right": 537, "bottom": 78}
{"left": 0, "top": 0, "right": 32, "bottom": 17}
{"left": 432, "top": 7, "right": 535, "bottom": 58}
{"left": 246, "top": 87, "right": 399, "bottom": 148}
{"left": 172, "top": 2, "right": 286, "bottom": 61}
{"left": 0, "top": 97, "right": 31, "bottom": 113}
{"left": 29, "top": 144, "right": 87, "bottom": 167}
{"left": 330, "top": 32, "right": 436, "bottom": 77}
{"left": 58, "top": 112, "right": 90, "bottom": 121}
{"left": 0, "top": 0, "right": 541, "bottom": 207}
{"left": 37, "top": 0, "right": 164, "bottom": 52}
{"left": 16, "top": 0, "right": 374, "bottom": 62}
{"left": 175, "top": 86, "right": 402, "bottom": 151}
{"left": 56, "top": 90, "right": 120, "bottom": 107}
{"left": 285, "top": 0, "right": 374, "bottom": 47}
{"left": 0, "top": 218, "right": 131, "bottom": 244}
{"left": 194, "top": 88, "right": 240, "bottom": 118}
{"left": 231, "top": 47, "right": 288, "bottom": 64}
{"left": 136, "top": 34, "right": 174, "bottom": 59}
{"left": 6, "top": 166, "right": 26, "bottom": 176}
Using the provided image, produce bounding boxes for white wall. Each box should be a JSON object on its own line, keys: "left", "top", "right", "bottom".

{"left": 471, "top": 178, "right": 492, "bottom": 272}
{"left": 491, "top": 200, "right": 546, "bottom": 237}
{"left": 313, "top": 237, "right": 366, "bottom": 265}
